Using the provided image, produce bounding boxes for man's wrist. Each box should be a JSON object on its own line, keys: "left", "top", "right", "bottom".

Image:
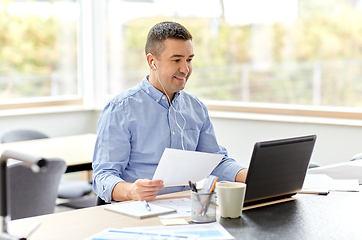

{"left": 112, "top": 181, "right": 132, "bottom": 201}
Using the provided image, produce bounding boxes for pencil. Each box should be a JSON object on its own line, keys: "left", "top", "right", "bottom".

{"left": 200, "top": 177, "right": 218, "bottom": 215}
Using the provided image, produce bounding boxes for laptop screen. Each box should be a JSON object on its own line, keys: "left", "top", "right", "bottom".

{"left": 244, "top": 135, "right": 317, "bottom": 206}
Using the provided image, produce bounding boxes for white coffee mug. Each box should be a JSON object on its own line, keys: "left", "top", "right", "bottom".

{"left": 216, "top": 182, "right": 247, "bottom": 218}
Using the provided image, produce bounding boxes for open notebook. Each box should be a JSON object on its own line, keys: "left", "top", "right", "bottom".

{"left": 104, "top": 201, "right": 176, "bottom": 219}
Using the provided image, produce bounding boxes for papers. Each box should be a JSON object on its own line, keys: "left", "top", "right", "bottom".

{"left": 152, "top": 148, "right": 223, "bottom": 187}
{"left": 300, "top": 174, "right": 332, "bottom": 195}
{"left": 84, "top": 222, "right": 233, "bottom": 240}
{"left": 104, "top": 201, "right": 176, "bottom": 219}
{"left": 151, "top": 198, "right": 192, "bottom": 219}
{"left": 300, "top": 174, "right": 360, "bottom": 195}
{"left": 122, "top": 222, "right": 234, "bottom": 240}
{"left": 159, "top": 218, "right": 189, "bottom": 226}
{"left": 307, "top": 160, "right": 362, "bottom": 184}
{"left": 84, "top": 228, "right": 198, "bottom": 240}
{"left": 330, "top": 179, "right": 360, "bottom": 192}
{"left": 151, "top": 197, "right": 220, "bottom": 219}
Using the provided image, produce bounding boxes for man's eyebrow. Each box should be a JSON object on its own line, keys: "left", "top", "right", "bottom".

{"left": 170, "top": 54, "right": 195, "bottom": 58}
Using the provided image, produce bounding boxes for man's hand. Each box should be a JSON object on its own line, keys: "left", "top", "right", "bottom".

{"left": 128, "top": 179, "right": 165, "bottom": 201}
{"left": 112, "top": 179, "right": 164, "bottom": 202}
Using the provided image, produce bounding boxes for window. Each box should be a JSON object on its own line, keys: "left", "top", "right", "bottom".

{"left": 106, "top": 0, "right": 362, "bottom": 113}
{"left": 2, "top": 0, "right": 361, "bottom": 118}
{"left": 0, "top": 0, "right": 80, "bottom": 108}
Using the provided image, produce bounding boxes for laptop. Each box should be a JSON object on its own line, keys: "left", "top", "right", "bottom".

{"left": 243, "top": 134, "right": 317, "bottom": 207}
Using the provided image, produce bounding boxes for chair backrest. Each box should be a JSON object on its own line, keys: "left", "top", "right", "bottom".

{"left": 0, "top": 128, "right": 49, "bottom": 143}
{"left": 8, "top": 158, "right": 67, "bottom": 220}
{"left": 96, "top": 196, "right": 109, "bottom": 206}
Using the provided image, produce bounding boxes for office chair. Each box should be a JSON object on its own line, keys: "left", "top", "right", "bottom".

{"left": 9, "top": 158, "right": 67, "bottom": 220}
{"left": 308, "top": 162, "right": 321, "bottom": 168}
{"left": 351, "top": 153, "right": 362, "bottom": 161}
{"left": 0, "top": 128, "right": 93, "bottom": 209}
{"left": 96, "top": 196, "right": 109, "bottom": 206}
{"left": 0, "top": 128, "right": 49, "bottom": 143}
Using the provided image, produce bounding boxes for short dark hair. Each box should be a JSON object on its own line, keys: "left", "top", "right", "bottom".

{"left": 145, "top": 21, "right": 193, "bottom": 59}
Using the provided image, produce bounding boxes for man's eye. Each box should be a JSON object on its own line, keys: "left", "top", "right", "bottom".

{"left": 187, "top": 58, "right": 193, "bottom": 62}
{"left": 173, "top": 59, "right": 180, "bottom": 62}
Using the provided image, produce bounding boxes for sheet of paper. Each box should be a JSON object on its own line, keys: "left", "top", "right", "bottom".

{"left": 151, "top": 198, "right": 192, "bottom": 219}
{"left": 307, "top": 162, "right": 362, "bottom": 184}
{"left": 300, "top": 174, "right": 333, "bottom": 194}
{"left": 122, "top": 222, "right": 234, "bottom": 240}
{"left": 301, "top": 174, "right": 360, "bottom": 194}
{"left": 152, "top": 148, "right": 223, "bottom": 187}
{"left": 160, "top": 218, "right": 189, "bottom": 226}
{"left": 330, "top": 179, "right": 360, "bottom": 192}
{"left": 83, "top": 228, "right": 198, "bottom": 240}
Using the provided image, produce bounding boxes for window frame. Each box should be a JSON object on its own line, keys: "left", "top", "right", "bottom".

{"left": 204, "top": 100, "right": 362, "bottom": 120}
{"left": 1, "top": 0, "right": 362, "bottom": 124}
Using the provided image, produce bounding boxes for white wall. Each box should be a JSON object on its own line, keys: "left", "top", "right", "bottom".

{"left": 210, "top": 114, "right": 362, "bottom": 167}
{"left": 1, "top": 109, "right": 361, "bottom": 167}
{"left": 0, "top": 109, "right": 98, "bottom": 138}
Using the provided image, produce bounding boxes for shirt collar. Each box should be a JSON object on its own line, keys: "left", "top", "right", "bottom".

{"left": 140, "top": 75, "right": 181, "bottom": 105}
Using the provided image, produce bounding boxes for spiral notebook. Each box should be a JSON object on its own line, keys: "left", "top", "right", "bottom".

{"left": 104, "top": 201, "right": 177, "bottom": 219}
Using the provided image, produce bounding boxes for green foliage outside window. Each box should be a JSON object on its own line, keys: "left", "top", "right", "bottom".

{"left": 0, "top": 0, "right": 77, "bottom": 99}
{"left": 118, "top": 1, "right": 362, "bottom": 107}
{"left": 1, "top": 0, "right": 362, "bottom": 108}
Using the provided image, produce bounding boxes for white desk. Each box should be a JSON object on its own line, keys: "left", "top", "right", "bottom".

{"left": 0, "top": 134, "right": 96, "bottom": 172}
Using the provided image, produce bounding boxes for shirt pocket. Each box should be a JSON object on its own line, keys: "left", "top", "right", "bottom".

{"left": 183, "top": 129, "right": 200, "bottom": 151}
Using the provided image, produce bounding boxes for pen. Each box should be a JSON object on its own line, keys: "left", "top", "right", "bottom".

{"left": 200, "top": 176, "right": 218, "bottom": 215}
{"left": 189, "top": 181, "right": 198, "bottom": 192}
{"left": 143, "top": 200, "right": 151, "bottom": 211}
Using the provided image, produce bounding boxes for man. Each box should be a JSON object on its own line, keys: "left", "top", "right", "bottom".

{"left": 93, "top": 21, "right": 247, "bottom": 203}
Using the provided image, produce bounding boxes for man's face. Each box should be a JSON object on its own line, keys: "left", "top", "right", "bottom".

{"left": 153, "top": 38, "right": 194, "bottom": 99}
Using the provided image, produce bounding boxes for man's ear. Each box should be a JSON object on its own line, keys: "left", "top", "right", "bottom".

{"left": 147, "top": 53, "right": 156, "bottom": 70}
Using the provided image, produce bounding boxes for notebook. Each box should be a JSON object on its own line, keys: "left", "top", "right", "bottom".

{"left": 104, "top": 201, "right": 177, "bottom": 219}
{"left": 243, "top": 134, "right": 317, "bottom": 207}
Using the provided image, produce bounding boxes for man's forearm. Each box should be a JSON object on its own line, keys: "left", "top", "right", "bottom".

{"left": 235, "top": 168, "right": 248, "bottom": 183}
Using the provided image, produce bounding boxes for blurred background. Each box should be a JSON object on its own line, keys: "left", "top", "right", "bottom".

{"left": 1, "top": 0, "right": 362, "bottom": 167}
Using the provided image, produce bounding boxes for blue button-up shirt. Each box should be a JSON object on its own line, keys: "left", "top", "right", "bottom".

{"left": 92, "top": 76, "right": 245, "bottom": 202}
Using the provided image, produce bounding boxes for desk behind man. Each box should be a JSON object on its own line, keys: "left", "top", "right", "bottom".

{"left": 0, "top": 134, "right": 95, "bottom": 173}
{"left": 92, "top": 21, "right": 247, "bottom": 203}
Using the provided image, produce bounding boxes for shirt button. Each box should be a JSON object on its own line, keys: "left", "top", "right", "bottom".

{"left": 172, "top": 132, "right": 175, "bottom": 135}
{"left": 156, "top": 99, "right": 159, "bottom": 102}
{"left": 162, "top": 96, "right": 165, "bottom": 99}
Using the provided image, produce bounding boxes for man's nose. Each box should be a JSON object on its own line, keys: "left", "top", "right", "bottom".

{"left": 180, "top": 61, "right": 190, "bottom": 75}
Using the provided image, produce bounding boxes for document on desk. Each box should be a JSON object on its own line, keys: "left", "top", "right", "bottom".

{"left": 152, "top": 148, "right": 223, "bottom": 187}
{"left": 122, "top": 222, "right": 234, "bottom": 240}
{"left": 300, "top": 174, "right": 332, "bottom": 195}
{"left": 151, "top": 198, "right": 192, "bottom": 218}
{"left": 84, "top": 228, "right": 198, "bottom": 240}
{"left": 301, "top": 174, "right": 360, "bottom": 194}
{"left": 330, "top": 179, "right": 360, "bottom": 192}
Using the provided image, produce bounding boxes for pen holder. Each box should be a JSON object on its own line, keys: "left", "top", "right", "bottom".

{"left": 191, "top": 191, "right": 216, "bottom": 223}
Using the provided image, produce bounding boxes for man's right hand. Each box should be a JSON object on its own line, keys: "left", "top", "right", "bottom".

{"left": 112, "top": 179, "right": 164, "bottom": 202}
